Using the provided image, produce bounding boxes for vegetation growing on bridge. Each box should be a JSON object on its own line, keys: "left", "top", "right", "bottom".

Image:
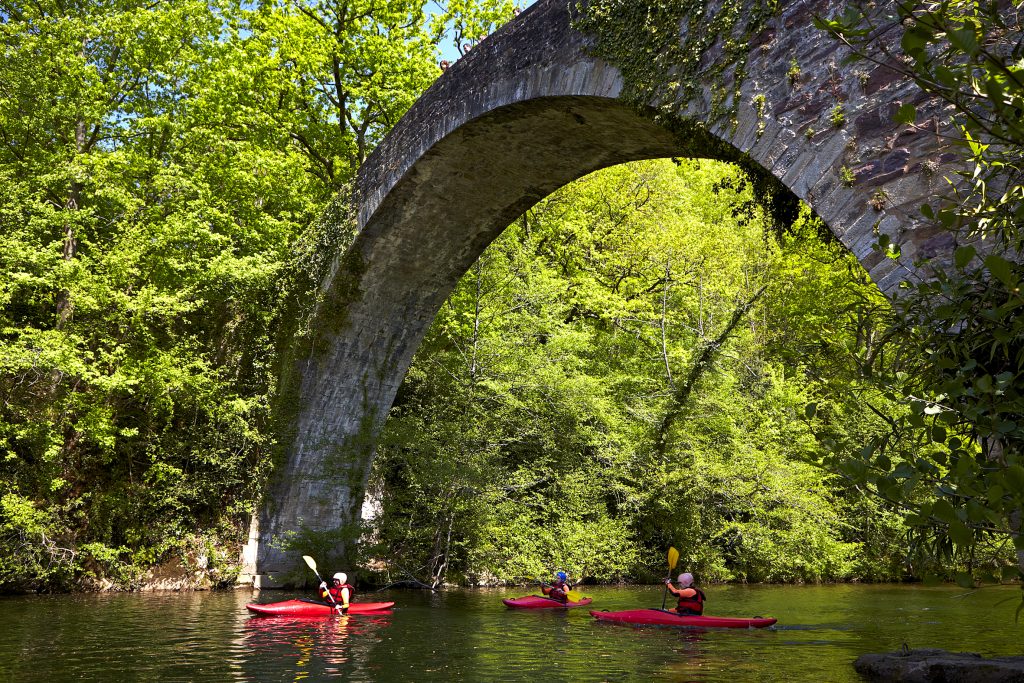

{"left": 573, "top": 0, "right": 780, "bottom": 123}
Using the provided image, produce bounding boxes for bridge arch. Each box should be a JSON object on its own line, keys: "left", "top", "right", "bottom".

{"left": 244, "top": 0, "right": 953, "bottom": 584}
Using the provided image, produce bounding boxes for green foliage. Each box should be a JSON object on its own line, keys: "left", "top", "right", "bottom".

{"left": 787, "top": 58, "right": 802, "bottom": 86}
{"left": 367, "top": 160, "right": 919, "bottom": 586}
{"left": 0, "top": 0, "right": 512, "bottom": 591}
{"left": 840, "top": 165, "right": 856, "bottom": 186}
{"left": 573, "top": 0, "right": 781, "bottom": 121}
{"left": 431, "top": 0, "right": 521, "bottom": 54}
{"left": 816, "top": 0, "right": 1024, "bottom": 586}
{"left": 829, "top": 104, "right": 846, "bottom": 128}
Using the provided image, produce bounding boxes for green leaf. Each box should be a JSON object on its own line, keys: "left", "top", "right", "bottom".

{"left": 947, "top": 25, "right": 980, "bottom": 57}
{"left": 932, "top": 498, "right": 957, "bottom": 523}
{"left": 931, "top": 425, "right": 947, "bottom": 443}
{"left": 965, "top": 499, "right": 988, "bottom": 523}
{"left": 984, "top": 255, "right": 1015, "bottom": 286}
{"left": 996, "top": 420, "right": 1019, "bottom": 435}
{"left": 987, "top": 484, "right": 1004, "bottom": 506}
{"left": 894, "top": 103, "right": 916, "bottom": 125}
{"left": 1005, "top": 465, "right": 1024, "bottom": 494}
{"left": 948, "top": 520, "right": 974, "bottom": 547}
{"left": 901, "top": 26, "right": 930, "bottom": 56}
{"left": 804, "top": 402, "right": 817, "bottom": 419}
{"left": 954, "top": 245, "right": 976, "bottom": 269}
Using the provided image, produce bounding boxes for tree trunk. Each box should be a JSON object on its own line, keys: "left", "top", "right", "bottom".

{"left": 984, "top": 438, "right": 1023, "bottom": 574}
{"left": 660, "top": 258, "right": 674, "bottom": 390}
{"left": 55, "top": 117, "right": 85, "bottom": 329}
{"left": 1011, "top": 509, "right": 1024, "bottom": 575}
{"left": 654, "top": 284, "right": 768, "bottom": 458}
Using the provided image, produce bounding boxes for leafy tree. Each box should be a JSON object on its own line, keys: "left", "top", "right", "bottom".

{"left": 815, "top": 0, "right": 1024, "bottom": 590}
{"left": 367, "top": 159, "right": 913, "bottom": 586}
{"left": 0, "top": 0, "right": 515, "bottom": 591}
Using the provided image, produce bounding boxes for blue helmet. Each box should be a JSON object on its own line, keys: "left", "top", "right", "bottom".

{"left": 556, "top": 571, "right": 567, "bottom": 582}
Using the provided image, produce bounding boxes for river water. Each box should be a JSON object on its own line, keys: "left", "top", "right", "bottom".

{"left": 0, "top": 584, "right": 1021, "bottom": 682}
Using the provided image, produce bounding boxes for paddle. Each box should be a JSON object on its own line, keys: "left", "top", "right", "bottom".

{"left": 565, "top": 578, "right": 584, "bottom": 603}
{"left": 660, "top": 546, "right": 680, "bottom": 611}
{"left": 302, "top": 555, "right": 345, "bottom": 614}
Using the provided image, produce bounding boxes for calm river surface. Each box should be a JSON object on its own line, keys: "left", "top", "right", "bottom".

{"left": 0, "top": 584, "right": 1021, "bottom": 682}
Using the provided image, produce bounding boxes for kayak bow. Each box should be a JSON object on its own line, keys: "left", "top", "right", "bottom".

{"left": 590, "top": 608, "right": 776, "bottom": 629}
{"left": 246, "top": 599, "right": 395, "bottom": 617}
{"left": 502, "top": 595, "right": 593, "bottom": 609}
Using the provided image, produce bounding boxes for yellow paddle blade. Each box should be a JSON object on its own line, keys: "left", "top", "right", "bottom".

{"left": 667, "top": 546, "right": 679, "bottom": 572}
{"left": 565, "top": 588, "right": 584, "bottom": 603}
{"left": 302, "top": 555, "right": 318, "bottom": 572}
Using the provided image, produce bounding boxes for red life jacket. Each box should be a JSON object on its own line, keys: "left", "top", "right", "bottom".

{"left": 675, "top": 586, "right": 705, "bottom": 615}
{"left": 321, "top": 583, "right": 355, "bottom": 604}
{"left": 543, "top": 581, "right": 568, "bottom": 602}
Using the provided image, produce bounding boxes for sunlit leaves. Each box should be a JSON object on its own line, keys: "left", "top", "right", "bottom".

{"left": 369, "top": 158, "right": 928, "bottom": 584}
{"left": 0, "top": 0, "right": 504, "bottom": 590}
{"left": 818, "top": 0, "right": 1024, "bottom": 590}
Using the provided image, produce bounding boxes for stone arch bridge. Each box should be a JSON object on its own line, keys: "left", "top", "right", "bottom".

{"left": 242, "top": 0, "right": 955, "bottom": 585}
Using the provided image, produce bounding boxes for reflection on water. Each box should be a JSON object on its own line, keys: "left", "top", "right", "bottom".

{"left": 243, "top": 612, "right": 392, "bottom": 681}
{"left": 0, "top": 584, "right": 1021, "bottom": 682}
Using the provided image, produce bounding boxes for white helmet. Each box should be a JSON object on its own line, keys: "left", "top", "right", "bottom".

{"left": 677, "top": 572, "right": 694, "bottom": 587}
{"left": 333, "top": 572, "right": 347, "bottom": 584}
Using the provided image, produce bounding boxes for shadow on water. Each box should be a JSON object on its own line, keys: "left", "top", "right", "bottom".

{"left": 0, "top": 584, "right": 1020, "bottom": 682}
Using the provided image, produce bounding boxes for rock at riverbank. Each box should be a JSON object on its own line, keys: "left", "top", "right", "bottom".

{"left": 854, "top": 648, "right": 1024, "bottom": 682}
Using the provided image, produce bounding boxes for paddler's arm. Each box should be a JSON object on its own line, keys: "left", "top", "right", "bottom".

{"left": 340, "top": 586, "right": 351, "bottom": 613}
{"left": 664, "top": 581, "right": 684, "bottom": 597}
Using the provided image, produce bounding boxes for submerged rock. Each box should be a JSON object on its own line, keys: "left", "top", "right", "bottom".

{"left": 854, "top": 648, "right": 1024, "bottom": 682}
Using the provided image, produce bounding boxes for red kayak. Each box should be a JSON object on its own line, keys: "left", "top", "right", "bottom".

{"left": 502, "top": 595, "right": 593, "bottom": 609}
{"left": 246, "top": 599, "right": 395, "bottom": 617}
{"left": 590, "top": 608, "right": 776, "bottom": 629}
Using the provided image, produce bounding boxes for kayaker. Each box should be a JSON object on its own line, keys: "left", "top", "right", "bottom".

{"left": 664, "top": 572, "right": 705, "bottom": 615}
{"left": 541, "top": 571, "right": 571, "bottom": 603}
{"left": 319, "top": 572, "right": 355, "bottom": 614}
